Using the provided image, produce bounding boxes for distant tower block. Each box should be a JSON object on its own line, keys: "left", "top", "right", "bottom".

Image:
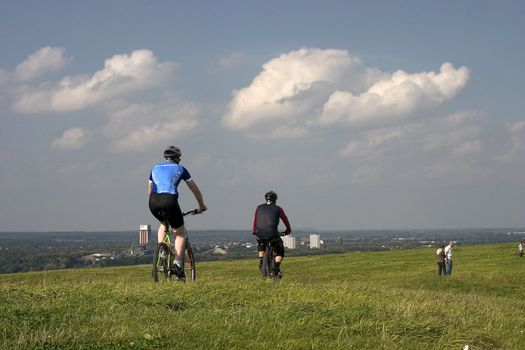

{"left": 282, "top": 235, "right": 297, "bottom": 249}
{"left": 310, "top": 234, "right": 321, "bottom": 249}
{"left": 139, "top": 225, "right": 151, "bottom": 245}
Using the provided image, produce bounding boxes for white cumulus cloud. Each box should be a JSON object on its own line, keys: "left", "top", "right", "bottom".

{"left": 498, "top": 119, "right": 525, "bottom": 162}
{"left": 339, "top": 126, "right": 410, "bottom": 158}
{"left": 50, "top": 127, "right": 92, "bottom": 151}
{"left": 12, "top": 49, "right": 175, "bottom": 113}
{"left": 449, "top": 140, "right": 482, "bottom": 158}
{"left": 340, "top": 111, "right": 482, "bottom": 161}
{"left": 14, "top": 47, "right": 69, "bottom": 82}
{"left": 0, "top": 69, "right": 10, "bottom": 85}
{"left": 320, "top": 63, "right": 470, "bottom": 126}
{"left": 105, "top": 96, "right": 200, "bottom": 153}
{"left": 222, "top": 48, "right": 364, "bottom": 138}
{"left": 337, "top": 111, "right": 486, "bottom": 183}
{"left": 222, "top": 48, "right": 470, "bottom": 139}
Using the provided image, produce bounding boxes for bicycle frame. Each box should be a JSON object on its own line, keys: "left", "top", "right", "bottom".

{"left": 261, "top": 242, "right": 275, "bottom": 278}
{"left": 260, "top": 232, "right": 287, "bottom": 279}
{"left": 152, "top": 210, "right": 199, "bottom": 282}
{"left": 159, "top": 232, "right": 174, "bottom": 273}
{"left": 159, "top": 225, "right": 192, "bottom": 267}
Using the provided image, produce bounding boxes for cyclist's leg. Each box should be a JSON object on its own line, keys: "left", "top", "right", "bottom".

{"left": 257, "top": 239, "right": 266, "bottom": 270}
{"left": 157, "top": 221, "right": 168, "bottom": 243}
{"left": 163, "top": 196, "right": 184, "bottom": 266}
{"left": 172, "top": 224, "right": 186, "bottom": 265}
{"left": 272, "top": 238, "right": 285, "bottom": 275}
{"left": 149, "top": 194, "right": 170, "bottom": 244}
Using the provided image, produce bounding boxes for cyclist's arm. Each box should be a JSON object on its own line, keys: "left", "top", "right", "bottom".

{"left": 185, "top": 179, "right": 207, "bottom": 212}
{"left": 148, "top": 171, "right": 153, "bottom": 194}
{"left": 279, "top": 208, "right": 292, "bottom": 234}
{"left": 252, "top": 208, "right": 258, "bottom": 235}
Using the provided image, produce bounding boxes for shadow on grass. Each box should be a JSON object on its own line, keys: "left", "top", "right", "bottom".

{"left": 140, "top": 298, "right": 188, "bottom": 312}
{"left": 165, "top": 301, "right": 187, "bottom": 311}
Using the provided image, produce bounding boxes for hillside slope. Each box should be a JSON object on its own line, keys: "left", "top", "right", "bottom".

{"left": 1, "top": 243, "right": 524, "bottom": 349}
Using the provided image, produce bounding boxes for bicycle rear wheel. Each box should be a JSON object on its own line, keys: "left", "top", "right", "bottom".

{"left": 261, "top": 245, "right": 272, "bottom": 278}
{"left": 184, "top": 241, "right": 196, "bottom": 283}
{"left": 152, "top": 243, "right": 170, "bottom": 282}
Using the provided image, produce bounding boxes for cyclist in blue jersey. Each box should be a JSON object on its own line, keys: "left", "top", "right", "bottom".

{"left": 148, "top": 146, "right": 206, "bottom": 279}
{"left": 253, "top": 191, "right": 291, "bottom": 277}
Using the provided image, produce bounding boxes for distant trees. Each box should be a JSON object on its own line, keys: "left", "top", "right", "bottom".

{"left": 0, "top": 234, "right": 134, "bottom": 274}
{"left": 0, "top": 251, "right": 85, "bottom": 273}
{"left": 1, "top": 229, "right": 523, "bottom": 274}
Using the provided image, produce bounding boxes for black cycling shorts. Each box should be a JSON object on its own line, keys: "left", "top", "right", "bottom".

{"left": 257, "top": 237, "right": 285, "bottom": 257}
{"left": 149, "top": 193, "right": 184, "bottom": 229}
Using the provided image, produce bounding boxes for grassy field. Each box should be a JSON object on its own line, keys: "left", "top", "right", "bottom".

{"left": 1, "top": 243, "right": 524, "bottom": 349}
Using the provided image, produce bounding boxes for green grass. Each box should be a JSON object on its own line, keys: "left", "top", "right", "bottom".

{"left": 1, "top": 243, "right": 524, "bottom": 349}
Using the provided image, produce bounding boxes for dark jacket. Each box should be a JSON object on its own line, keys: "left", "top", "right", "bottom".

{"left": 252, "top": 202, "right": 291, "bottom": 240}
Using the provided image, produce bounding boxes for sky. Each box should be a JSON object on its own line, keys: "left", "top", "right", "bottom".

{"left": 0, "top": 1, "right": 524, "bottom": 232}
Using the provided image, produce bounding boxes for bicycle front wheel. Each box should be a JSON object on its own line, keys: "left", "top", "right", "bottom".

{"left": 184, "top": 241, "right": 196, "bottom": 283}
{"left": 152, "top": 243, "right": 170, "bottom": 282}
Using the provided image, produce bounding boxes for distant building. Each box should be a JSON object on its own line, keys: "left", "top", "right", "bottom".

{"left": 129, "top": 243, "right": 151, "bottom": 256}
{"left": 212, "top": 246, "right": 228, "bottom": 255}
{"left": 310, "top": 234, "right": 321, "bottom": 249}
{"left": 139, "top": 225, "right": 151, "bottom": 245}
{"left": 82, "top": 253, "right": 113, "bottom": 263}
{"left": 282, "top": 235, "right": 297, "bottom": 249}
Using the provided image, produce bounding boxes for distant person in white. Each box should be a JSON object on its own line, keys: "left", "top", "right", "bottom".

{"left": 436, "top": 244, "right": 446, "bottom": 276}
{"left": 518, "top": 241, "right": 523, "bottom": 257}
{"left": 444, "top": 241, "right": 455, "bottom": 275}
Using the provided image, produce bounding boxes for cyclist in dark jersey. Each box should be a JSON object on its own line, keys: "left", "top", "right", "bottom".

{"left": 148, "top": 146, "right": 206, "bottom": 278}
{"left": 252, "top": 191, "right": 291, "bottom": 277}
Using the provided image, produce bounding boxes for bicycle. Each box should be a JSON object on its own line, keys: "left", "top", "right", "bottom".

{"left": 151, "top": 209, "right": 201, "bottom": 283}
{"left": 260, "top": 232, "right": 287, "bottom": 279}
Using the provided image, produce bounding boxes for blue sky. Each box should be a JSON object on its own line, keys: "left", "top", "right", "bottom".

{"left": 1, "top": 1, "right": 524, "bottom": 231}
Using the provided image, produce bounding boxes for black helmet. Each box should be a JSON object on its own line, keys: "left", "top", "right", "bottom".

{"left": 265, "top": 191, "right": 278, "bottom": 203}
{"left": 163, "top": 146, "right": 182, "bottom": 159}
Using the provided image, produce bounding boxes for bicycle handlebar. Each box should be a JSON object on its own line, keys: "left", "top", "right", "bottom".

{"left": 183, "top": 209, "right": 207, "bottom": 216}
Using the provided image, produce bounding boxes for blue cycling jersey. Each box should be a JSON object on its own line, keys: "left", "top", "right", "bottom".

{"left": 149, "top": 161, "right": 191, "bottom": 195}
